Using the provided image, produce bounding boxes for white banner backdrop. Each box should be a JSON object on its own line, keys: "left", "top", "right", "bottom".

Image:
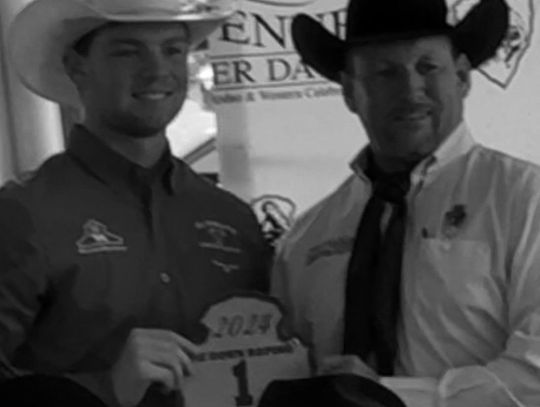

{"left": 209, "top": 0, "right": 539, "bottom": 233}
{"left": 208, "top": 0, "right": 355, "bottom": 227}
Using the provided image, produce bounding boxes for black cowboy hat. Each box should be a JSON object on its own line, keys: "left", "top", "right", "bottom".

{"left": 258, "top": 374, "right": 406, "bottom": 407}
{"left": 292, "top": 0, "right": 510, "bottom": 82}
{"left": 0, "top": 375, "right": 107, "bottom": 407}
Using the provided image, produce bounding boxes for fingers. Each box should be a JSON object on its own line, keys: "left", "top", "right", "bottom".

{"left": 135, "top": 331, "right": 195, "bottom": 376}
{"left": 147, "top": 348, "right": 191, "bottom": 390}
{"left": 171, "top": 332, "right": 201, "bottom": 356}
{"left": 141, "top": 360, "right": 177, "bottom": 393}
{"left": 130, "top": 329, "right": 199, "bottom": 389}
{"left": 175, "top": 347, "right": 194, "bottom": 377}
{"left": 112, "top": 329, "right": 201, "bottom": 407}
{"left": 139, "top": 329, "right": 201, "bottom": 356}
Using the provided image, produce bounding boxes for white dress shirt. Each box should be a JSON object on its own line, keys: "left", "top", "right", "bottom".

{"left": 272, "top": 122, "right": 540, "bottom": 406}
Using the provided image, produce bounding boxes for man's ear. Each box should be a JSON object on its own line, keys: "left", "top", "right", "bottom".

{"left": 455, "top": 53, "right": 471, "bottom": 97}
{"left": 340, "top": 70, "right": 356, "bottom": 113}
{"left": 62, "top": 48, "right": 88, "bottom": 89}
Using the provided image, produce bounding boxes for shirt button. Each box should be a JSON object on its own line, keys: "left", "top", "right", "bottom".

{"left": 160, "top": 273, "right": 171, "bottom": 284}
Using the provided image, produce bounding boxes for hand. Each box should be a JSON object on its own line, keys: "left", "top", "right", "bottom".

{"left": 110, "top": 328, "right": 200, "bottom": 407}
{"left": 317, "top": 355, "right": 379, "bottom": 382}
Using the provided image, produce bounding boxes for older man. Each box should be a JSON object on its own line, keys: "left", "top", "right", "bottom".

{"left": 273, "top": 0, "right": 540, "bottom": 405}
{"left": 0, "top": 1, "right": 269, "bottom": 406}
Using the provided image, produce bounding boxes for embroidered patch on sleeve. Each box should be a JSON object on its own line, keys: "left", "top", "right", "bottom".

{"left": 305, "top": 237, "right": 354, "bottom": 267}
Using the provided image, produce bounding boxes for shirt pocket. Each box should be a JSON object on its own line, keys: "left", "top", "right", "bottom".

{"left": 414, "top": 238, "right": 495, "bottom": 310}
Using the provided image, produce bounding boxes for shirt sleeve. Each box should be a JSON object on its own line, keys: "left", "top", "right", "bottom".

{"left": 271, "top": 248, "right": 294, "bottom": 319}
{"left": 0, "top": 196, "right": 48, "bottom": 376}
{"left": 0, "top": 196, "right": 120, "bottom": 407}
{"left": 246, "top": 205, "right": 274, "bottom": 294}
{"left": 271, "top": 240, "right": 314, "bottom": 346}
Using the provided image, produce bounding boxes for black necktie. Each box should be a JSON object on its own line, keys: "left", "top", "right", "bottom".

{"left": 343, "top": 168, "right": 410, "bottom": 375}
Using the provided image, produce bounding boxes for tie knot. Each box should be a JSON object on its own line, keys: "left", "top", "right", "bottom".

{"left": 373, "top": 174, "right": 410, "bottom": 204}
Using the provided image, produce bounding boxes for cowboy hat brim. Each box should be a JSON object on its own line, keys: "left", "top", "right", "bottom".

{"left": 258, "top": 374, "right": 406, "bottom": 407}
{"left": 292, "top": 0, "right": 509, "bottom": 83}
{"left": 8, "top": 0, "right": 237, "bottom": 108}
{"left": 0, "top": 375, "right": 108, "bottom": 407}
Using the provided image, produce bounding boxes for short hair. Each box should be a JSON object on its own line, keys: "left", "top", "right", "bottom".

{"left": 71, "top": 21, "right": 191, "bottom": 56}
{"left": 72, "top": 25, "right": 109, "bottom": 56}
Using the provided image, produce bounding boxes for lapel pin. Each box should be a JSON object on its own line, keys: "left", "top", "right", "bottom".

{"left": 442, "top": 204, "right": 467, "bottom": 239}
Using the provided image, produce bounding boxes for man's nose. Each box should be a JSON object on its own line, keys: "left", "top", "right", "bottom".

{"left": 398, "top": 69, "right": 426, "bottom": 98}
{"left": 140, "top": 49, "right": 170, "bottom": 78}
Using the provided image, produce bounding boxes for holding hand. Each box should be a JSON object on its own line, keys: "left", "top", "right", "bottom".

{"left": 110, "top": 328, "right": 200, "bottom": 407}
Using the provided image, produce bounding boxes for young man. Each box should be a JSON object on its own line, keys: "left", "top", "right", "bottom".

{"left": 273, "top": 0, "right": 540, "bottom": 405}
{"left": 0, "top": 1, "right": 269, "bottom": 406}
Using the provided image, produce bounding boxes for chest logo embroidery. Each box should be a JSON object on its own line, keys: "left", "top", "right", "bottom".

{"left": 76, "top": 219, "right": 127, "bottom": 254}
{"left": 442, "top": 204, "right": 468, "bottom": 239}
{"left": 196, "top": 220, "right": 242, "bottom": 254}
{"left": 211, "top": 260, "right": 240, "bottom": 274}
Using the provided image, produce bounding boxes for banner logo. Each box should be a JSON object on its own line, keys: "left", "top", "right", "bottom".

{"left": 450, "top": 0, "right": 534, "bottom": 88}
{"left": 252, "top": 195, "right": 296, "bottom": 245}
{"left": 209, "top": 2, "right": 346, "bottom": 104}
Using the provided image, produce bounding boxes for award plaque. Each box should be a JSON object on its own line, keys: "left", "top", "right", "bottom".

{"left": 183, "top": 294, "right": 311, "bottom": 407}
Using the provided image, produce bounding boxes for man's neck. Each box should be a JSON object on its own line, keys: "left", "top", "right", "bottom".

{"left": 371, "top": 153, "right": 419, "bottom": 175}
{"left": 83, "top": 122, "right": 168, "bottom": 168}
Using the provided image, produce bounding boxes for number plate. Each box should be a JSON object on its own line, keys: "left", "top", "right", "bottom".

{"left": 183, "top": 294, "right": 311, "bottom": 407}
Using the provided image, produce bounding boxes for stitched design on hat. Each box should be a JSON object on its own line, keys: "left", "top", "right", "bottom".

{"left": 87, "top": 0, "right": 223, "bottom": 16}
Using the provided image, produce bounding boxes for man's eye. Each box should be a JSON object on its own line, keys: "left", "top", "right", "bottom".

{"left": 375, "top": 68, "right": 397, "bottom": 77}
{"left": 166, "top": 47, "right": 186, "bottom": 56}
{"left": 111, "top": 49, "right": 138, "bottom": 57}
{"left": 419, "top": 63, "right": 439, "bottom": 73}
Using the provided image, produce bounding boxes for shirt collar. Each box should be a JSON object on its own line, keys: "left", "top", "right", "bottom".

{"left": 67, "top": 125, "right": 180, "bottom": 195}
{"left": 350, "top": 121, "right": 476, "bottom": 181}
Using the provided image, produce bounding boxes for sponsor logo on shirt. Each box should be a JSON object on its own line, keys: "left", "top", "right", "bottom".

{"left": 76, "top": 219, "right": 127, "bottom": 254}
{"left": 306, "top": 236, "right": 354, "bottom": 266}
{"left": 196, "top": 220, "right": 242, "bottom": 254}
{"left": 211, "top": 260, "right": 240, "bottom": 274}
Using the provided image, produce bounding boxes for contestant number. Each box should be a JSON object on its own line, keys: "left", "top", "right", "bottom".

{"left": 232, "top": 360, "right": 253, "bottom": 406}
{"left": 212, "top": 313, "right": 272, "bottom": 338}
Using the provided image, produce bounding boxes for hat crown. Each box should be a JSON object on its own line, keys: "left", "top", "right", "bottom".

{"left": 9, "top": 0, "right": 237, "bottom": 108}
{"left": 83, "top": 0, "right": 223, "bottom": 16}
{"left": 345, "top": 0, "right": 450, "bottom": 42}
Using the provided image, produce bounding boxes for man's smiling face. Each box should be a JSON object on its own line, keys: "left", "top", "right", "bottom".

{"left": 342, "top": 35, "right": 471, "bottom": 170}
{"left": 69, "top": 21, "right": 190, "bottom": 138}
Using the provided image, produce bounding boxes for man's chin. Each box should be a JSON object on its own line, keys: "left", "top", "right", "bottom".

{"left": 378, "top": 143, "right": 434, "bottom": 169}
{"left": 125, "top": 126, "right": 167, "bottom": 138}
{"left": 112, "top": 114, "right": 176, "bottom": 138}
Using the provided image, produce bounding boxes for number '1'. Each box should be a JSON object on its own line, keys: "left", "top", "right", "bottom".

{"left": 232, "top": 360, "right": 254, "bottom": 406}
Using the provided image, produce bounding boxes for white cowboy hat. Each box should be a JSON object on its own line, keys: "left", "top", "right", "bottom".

{"left": 8, "top": 0, "right": 237, "bottom": 108}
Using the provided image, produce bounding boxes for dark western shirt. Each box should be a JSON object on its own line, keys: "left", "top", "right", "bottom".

{"left": 0, "top": 125, "right": 270, "bottom": 406}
